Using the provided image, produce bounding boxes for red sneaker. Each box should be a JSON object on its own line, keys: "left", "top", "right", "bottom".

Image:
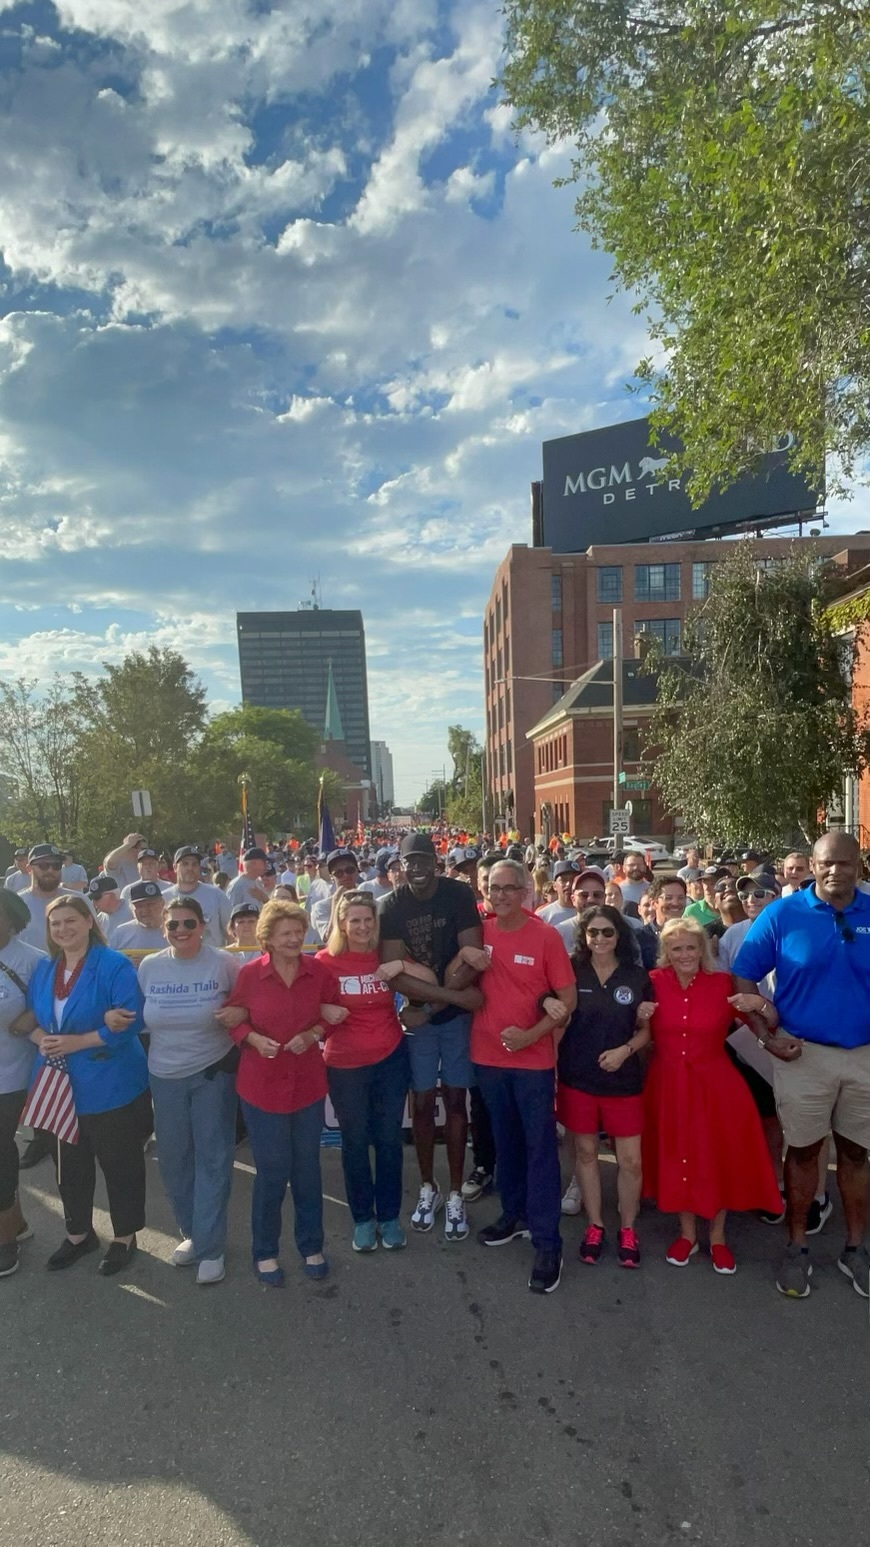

{"left": 578, "top": 1224, "right": 605, "bottom": 1264}
{"left": 617, "top": 1227, "right": 641, "bottom": 1268}
{"left": 665, "top": 1236, "right": 699, "bottom": 1266}
{"left": 711, "top": 1243, "right": 736, "bottom": 1275}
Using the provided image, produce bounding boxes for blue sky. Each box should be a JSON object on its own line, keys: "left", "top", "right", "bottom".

{"left": 1, "top": 1, "right": 866, "bottom": 805}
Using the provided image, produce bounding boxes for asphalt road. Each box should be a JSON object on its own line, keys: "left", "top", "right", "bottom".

{"left": 1, "top": 1142, "right": 867, "bottom": 1547}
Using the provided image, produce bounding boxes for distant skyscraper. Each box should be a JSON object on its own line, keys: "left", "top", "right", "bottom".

{"left": 237, "top": 609, "right": 372, "bottom": 779}
{"left": 370, "top": 741, "right": 395, "bottom": 811}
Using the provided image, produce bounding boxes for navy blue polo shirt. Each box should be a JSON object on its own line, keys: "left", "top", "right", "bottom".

{"left": 733, "top": 886, "right": 870, "bottom": 1048}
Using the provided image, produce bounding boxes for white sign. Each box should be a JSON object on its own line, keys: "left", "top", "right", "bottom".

{"left": 609, "top": 808, "right": 631, "bottom": 835}
{"left": 131, "top": 790, "right": 152, "bottom": 818}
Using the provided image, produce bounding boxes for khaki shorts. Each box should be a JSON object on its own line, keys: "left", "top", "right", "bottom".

{"left": 772, "top": 1038, "right": 870, "bottom": 1150}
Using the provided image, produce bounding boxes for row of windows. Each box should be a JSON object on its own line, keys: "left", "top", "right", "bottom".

{"left": 596, "top": 562, "right": 715, "bottom": 604}
{"left": 536, "top": 734, "right": 568, "bottom": 775}
{"left": 597, "top": 619, "right": 682, "bottom": 657}
{"left": 496, "top": 741, "right": 513, "bottom": 776}
{"left": 484, "top": 584, "right": 510, "bottom": 652}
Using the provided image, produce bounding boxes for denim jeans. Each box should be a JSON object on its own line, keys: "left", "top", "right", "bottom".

{"left": 150, "top": 1069, "right": 237, "bottom": 1260}
{"left": 241, "top": 1097, "right": 325, "bottom": 1262}
{"left": 327, "top": 1040, "right": 409, "bottom": 1224}
{"left": 473, "top": 1064, "right": 562, "bottom": 1252}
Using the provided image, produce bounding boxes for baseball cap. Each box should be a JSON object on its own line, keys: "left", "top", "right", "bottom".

{"left": 137, "top": 848, "right": 158, "bottom": 861}
{"left": 13, "top": 848, "right": 27, "bottom": 858}
{"left": 737, "top": 870, "right": 780, "bottom": 896}
{"left": 231, "top": 902, "right": 261, "bottom": 921}
{"left": 553, "top": 860, "right": 579, "bottom": 879}
{"left": 174, "top": 845, "right": 203, "bottom": 863}
{"left": 88, "top": 875, "right": 119, "bottom": 899}
{"left": 741, "top": 849, "right": 763, "bottom": 862}
{"left": 701, "top": 864, "right": 728, "bottom": 880}
{"left": 28, "top": 844, "right": 63, "bottom": 865}
{"left": 400, "top": 832, "right": 437, "bottom": 859}
{"left": 450, "top": 845, "right": 480, "bottom": 869}
{"left": 243, "top": 846, "right": 268, "bottom": 862}
{"left": 326, "top": 847, "right": 358, "bottom": 871}
{"left": 572, "top": 867, "right": 607, "bottom": 887}
{"left": 130, "top": 880, "right": 163, "bottom": 903}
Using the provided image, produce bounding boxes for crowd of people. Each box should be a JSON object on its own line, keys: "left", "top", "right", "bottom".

{"left": 1, "top": 825, "right": 868, "bottom": 1302}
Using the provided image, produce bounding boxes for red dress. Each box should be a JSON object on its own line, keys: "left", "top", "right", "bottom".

{"left": 642, "top": 968, "right": 782, "bottom": 1218}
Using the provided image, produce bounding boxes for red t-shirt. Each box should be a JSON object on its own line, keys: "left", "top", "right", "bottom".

{"left": 226, "top": 953, "right": 340, "bottom": 1113}
{"left": 471, "top": 914, "right": 574, "bottom": 1071}
{"left": 314, "top": 949, "right": 403, "bottom": 1069}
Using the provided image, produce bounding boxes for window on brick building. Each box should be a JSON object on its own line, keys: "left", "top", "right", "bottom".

{"left": 551, "top": 574, "right": 562, "bottom": 612}
{"left": 692, "top": 561, "right": 714, "bottom": 600}
{"left": 636, "top": 618, "right": 682, "bottom": 654}
{"left": 634, "top": 563, "right": 680, "bottom": 602}
{"left": 597, "top": 621, "right": 614, "bottom": 659}
{"left": 597, "top": 567, "right": 623, "bottom": 603}
{"left": 551, "top": 629, "right": 563, "bottom": 668}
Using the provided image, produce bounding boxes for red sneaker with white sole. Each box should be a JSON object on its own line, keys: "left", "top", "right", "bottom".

{"left": 665, "top": 1236, "right": 699, "bottom": 1266}
{"left": 711, "top": 1243, "right": 736, "bottom": 1274}
{"left": 617, "top": 1227, "right": 641, "bottom": 1268}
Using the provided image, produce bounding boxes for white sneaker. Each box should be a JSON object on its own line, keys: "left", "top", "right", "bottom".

{"left": 561, "top": 1177, "right": 583, "bottom": 1216}
{"left": 170, "top": 1238, "right": 197, "bottom": 1267}
{"left": 444, "top": 1191, "right": 469, "bottom": 1242}
{"left": 196, "top": 1255, "right": 226, "bottom": 1285}
{"left": 411, "top": 1184, "right": 443, "bottom": 1232}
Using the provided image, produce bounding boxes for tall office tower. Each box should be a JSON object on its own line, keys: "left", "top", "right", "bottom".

{"left": 370, "top": 741, "right": 395, "bottom": 811}
{"left": 237, "top": 609, "right": 372, "bottom": 779}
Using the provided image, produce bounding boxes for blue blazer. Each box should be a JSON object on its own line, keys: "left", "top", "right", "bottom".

{"left": 27, "top": 945, "right": 147, "bottom": 1116}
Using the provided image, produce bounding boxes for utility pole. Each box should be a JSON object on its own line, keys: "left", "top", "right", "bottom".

{"left": 612, "top": 607, "right": 623, "bottom": 814}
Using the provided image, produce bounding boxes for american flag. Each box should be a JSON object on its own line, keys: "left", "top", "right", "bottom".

{"left": 240, "top": 780, "right": 256, "bottom": 856}
{"left": 21, "top": 1055, "right": 79, "bottom": 1145}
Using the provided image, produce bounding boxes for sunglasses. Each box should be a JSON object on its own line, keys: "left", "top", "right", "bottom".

{"left": 33, "top": 861, "right": 62, "bottom": 870}
{"left": 332, "top": 866, "right": 359, "bottom": 878}
{"left": 741, "top": 889, "right": 772, "bottom": 901}
{"left": 574, "top": 888, "right": 604, "bottom": 900}
{"left": 586, "top": 926, "right": 616, "bottom": 938}
{"left": 166, "top": 918, "right": 200, "bottom": 933}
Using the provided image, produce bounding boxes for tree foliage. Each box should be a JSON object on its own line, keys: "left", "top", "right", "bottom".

{"left": 499, "top": 2, "right": 870, "bottom": 499}
{"left": 645, "top": 543, "right": 870, "bottom": 845}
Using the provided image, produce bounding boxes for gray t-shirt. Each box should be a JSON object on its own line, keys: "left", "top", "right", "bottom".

{"left": 19, "top": 887, "right": 76, "bottom": 950}
{"left": 162, "top": 882, "right": 232, "bottom": 948}
{"left": 226, "top": 873, "right": 267, "bottom": 908}
{"left": 138, "top": 945, "right": 241, "bottom": 1078}
{"left": 0, "top": 937, "right": 46, "bottom": 1094}
{"left": 4, "top": 871, "right": 30, "bottom": 893}
{"left": 537, "top": 901, "right": 576, "bottom": 927}
{"left": 113, "top": 921, "right": 167, "bottom": 951}
{"left": 97, "top": 902, "right": 133, "bottom": 942}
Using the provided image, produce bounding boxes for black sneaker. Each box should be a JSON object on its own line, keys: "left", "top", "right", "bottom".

{"left": 461, "top": 1166, "right": 493, "bottom": 1202}
{"left": 477, "top": 1215, "right": 530, "bottom": 1247}
{"left": 759, "top": 1192, "right": 786, "bottom": 1225}
{"left": 46, "top": 1230, "right": 100, "bottom": 1272}
{"left": 529, "top": 1248, "right": 562, "bottom": 1294}
{"left": 805, "top": 1194, "right": 833, "bottom": 1236}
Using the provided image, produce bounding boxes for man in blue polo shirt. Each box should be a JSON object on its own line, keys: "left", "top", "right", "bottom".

{"left": 734, "top": 830, "right": 870, "bottom": 1301}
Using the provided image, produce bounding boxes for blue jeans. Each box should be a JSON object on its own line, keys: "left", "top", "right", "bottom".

{"left": 150, "top": 1069, "right": 237, "bottom": 1259}
{"left": 327, "top": 1041, "right": 409, "bottom": 1224}
{"left": 473, "top": 1065, "right": 562, "bottom": 1253}
{"left": 241, "top": 1098, "right": 325, "bottom": 1262}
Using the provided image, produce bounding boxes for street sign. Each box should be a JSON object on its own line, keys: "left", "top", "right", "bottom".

{"left": 622, "top": 778, "right": 650, "bottom": 792}
{"left": 131, "top": 790, "right": 152, "bottom": 818}
{"left": 609, "top": 809, "right": 631, "bottom": 835}
{"left": 624, "top": 800, "right": 633, "bottom": 816}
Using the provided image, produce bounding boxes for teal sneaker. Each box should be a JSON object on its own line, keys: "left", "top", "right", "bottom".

{"left": 379, "top": 1219, "right": 407, "bottom": 1251}
{"left": 352, "top": 1219, "right": 378, "bottom": 1253}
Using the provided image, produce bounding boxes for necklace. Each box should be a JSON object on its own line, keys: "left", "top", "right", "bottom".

{"left": 54, "top": 953, "right": 87, "bottom": 1000}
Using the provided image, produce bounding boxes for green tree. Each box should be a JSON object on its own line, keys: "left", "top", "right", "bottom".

{"left": 499, "top": 2, "right": 868, "bottom": 499}
{"left": 189, "top": 708, "right": 329, "bottom": 838}
{"left": 0, "top": 676, "right": 85, "bottom": 843}
{"left": 645, "top": 544, "right": 870, "bottom": 846}
{"left": 201, "top": 705, "right": 319, "bottom": 766}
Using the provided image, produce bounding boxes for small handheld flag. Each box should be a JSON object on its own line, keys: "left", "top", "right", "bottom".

{"left": 21, "top": 1055, "right": 78, "bottom": 1145}
{"left": 317, "top": 775, "right": 335, "bottom": 858}
{"left": 240, "top": 780, "right": 256, "bottom": 855}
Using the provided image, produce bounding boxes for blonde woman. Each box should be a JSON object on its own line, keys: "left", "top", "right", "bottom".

{"left": 221, "top": 900, "right": 340, "bottom": 1286}
{"left": 315, "top": 892, "right": 410, "bottom": 1252}
{"left": 643, "top": 916, "right": 782, "bottom": 1273}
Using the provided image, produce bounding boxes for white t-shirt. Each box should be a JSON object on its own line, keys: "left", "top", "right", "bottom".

{"left": 138, "top": 945, "right": 241, "bottom": 1078}
{"left": 537, "top": 901, "right": 576, "bottom": 927}
{"left": 0, "top": 937, "right": 45, "bottom": 1094}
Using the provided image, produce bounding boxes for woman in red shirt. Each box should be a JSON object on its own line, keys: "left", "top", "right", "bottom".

{"left": 316, "top": 892, "right": 409, "bottom": 1254}
{"left": 643, "top": 917, "right": 782, "bottom": 1274}
{"left": 222, "top": 900, "right": 340, "bottom": 1287}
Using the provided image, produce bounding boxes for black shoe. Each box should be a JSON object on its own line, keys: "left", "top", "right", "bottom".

{"left": 47, "top": 1231, "right": 100, "bottom": 1271}
{"left": 97, "top": 1238, "right": 138, "bottom": 1277}
{"left": 19, "top": 1133, "right": 54, "bottom": 1170}
{"left": 477, "top": 1215, "right": 530, "bottom": 1247}
{"left": 759, "top": 1192, "right": 786, "bottom": 1225}
{"left": 805, "top": 1194, "right": 833, "bottom": 1236}
{"left": 529, "top": 1248, "right": 563, "bottom": 1294}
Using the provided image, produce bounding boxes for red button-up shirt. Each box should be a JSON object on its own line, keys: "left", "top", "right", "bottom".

{"left": 226, "top": 953, "right": 340, "bottom": 1114}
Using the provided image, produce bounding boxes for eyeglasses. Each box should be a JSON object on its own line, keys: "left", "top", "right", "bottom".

{"left": 166, "top": 918, "right": 200, "bottom": 933}
{"left": 835, "top": 914, "right": 855, "bottom": 944}
{"left": 586, "top": 926, "right": 616, "bottom": 939}
{"left": 489, "top": 883, "right": 522, "bottom": 895}
{"left": 574, "top": 889, "right": 604, "bottom": 901}
{"left": 332, "top": 866, "right": 359, "bottom": 878}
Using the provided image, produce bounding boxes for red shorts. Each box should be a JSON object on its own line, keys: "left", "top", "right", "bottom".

{"left": 557, "top": 1084, "right": 644, "bottom": 1139}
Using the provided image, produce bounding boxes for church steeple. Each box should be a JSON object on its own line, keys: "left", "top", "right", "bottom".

{"left": 323, "top": 659, "right": 344, "bottom": 741}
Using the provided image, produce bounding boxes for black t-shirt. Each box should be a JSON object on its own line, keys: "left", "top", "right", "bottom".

{"left": 557, "top": 960, "right": 653, "bottom": 1096}
{"left": 379, "top": 877, "right": 481, "bottom": 1025}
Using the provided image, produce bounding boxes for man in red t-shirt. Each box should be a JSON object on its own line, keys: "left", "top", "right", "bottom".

{"left": 471, "top": 860, "right": 576, "bottom": 1294}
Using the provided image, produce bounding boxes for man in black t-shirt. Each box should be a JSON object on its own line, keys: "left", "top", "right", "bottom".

{"left": 379, "top": 833, "right": 483, "bottom": 1241}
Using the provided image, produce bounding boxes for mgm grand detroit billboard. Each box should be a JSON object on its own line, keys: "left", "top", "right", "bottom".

{"left": 538, "top": 416, "right": 819, "bottom": 552}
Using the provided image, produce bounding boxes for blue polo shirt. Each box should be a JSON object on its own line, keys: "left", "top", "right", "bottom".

{"left": 733, "top": 886, "right": 870, "bottom": 1048}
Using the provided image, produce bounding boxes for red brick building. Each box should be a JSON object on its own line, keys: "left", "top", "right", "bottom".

{"left": 484, "top": 535, "right": 870, "bottom": 842}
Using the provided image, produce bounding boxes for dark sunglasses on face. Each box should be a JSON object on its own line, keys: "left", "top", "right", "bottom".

{"left": 33, "top": 861, "right": 62, "bottom": 870}
{"left": 166, "top": 918, "right": 200, "bottom": 933}
{"left": 332, "top": 866, "right": 358, "bottom": 878}
{"left": 587, "top": 926, "right": 616, "bottom": 938}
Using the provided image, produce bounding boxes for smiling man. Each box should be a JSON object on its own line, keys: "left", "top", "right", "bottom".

{"left": 734, "top": 830, "right": 870, "bottom": 1300}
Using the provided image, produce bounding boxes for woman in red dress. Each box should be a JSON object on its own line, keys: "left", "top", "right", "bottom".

{"left": 643, "top": 916, "right": 782, "bottom": 1274}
